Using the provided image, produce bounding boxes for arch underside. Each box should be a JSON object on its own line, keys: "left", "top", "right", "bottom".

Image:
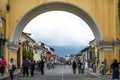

{"left": 11, "top": 2, "right": 103, "bottom": 44}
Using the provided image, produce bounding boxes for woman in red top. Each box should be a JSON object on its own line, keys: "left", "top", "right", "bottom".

{"left": 1, "top": 56, "right": 7, "bottom": 76}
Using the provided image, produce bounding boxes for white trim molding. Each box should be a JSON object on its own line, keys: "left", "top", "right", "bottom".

{"left": 7, "top": 42, "right": 20, "bottom": 53}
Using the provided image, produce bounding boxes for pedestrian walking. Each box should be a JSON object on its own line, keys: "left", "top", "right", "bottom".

{"left": 47, "top": 61, "right": 51, "bottom": 70}
{"left": 40, "top": 59, "right": 45, "bottom": 75}
{"left": 80, "top": 62, "right": 84, "bottom": 73}
{"left": 22, "top": 58, "right": 29, "bottom": 77}
{"left": 35, "top": 61, "right": 39, "bottom": 72}
{"left": 30, "top": 60, "right": 35, "bottom": 77}
{"left": 8, "top": 58, "right": 16, "bottom": 80}
{"left": 77, "top": 60, "right": 82, "bottom": 74}
{"left": 72, "top": 60, "right": 77, "bottom": 74}
{"left": 1, "top": 56, "right": 7, "bottom": 76}
{"left": 28, "top": 60, "right": 31, "bottom": 74}
{"left": 110, "top": 59, "right": 119, "bottom": 80}
{"left": 38, "top": 60, "right": 41, "bottom": 72}
{"left": 85, "top": 60, "right": 88, "bottom": 69}
{"left": 99, "top": 62, "right": 105, "bottom": 76}
{"left": 92, "top": 63, "right": 96, "bottom": 72}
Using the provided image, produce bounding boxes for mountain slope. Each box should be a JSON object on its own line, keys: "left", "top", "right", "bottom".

{"left": 52, "top": 46, "right": 85, "bottom": 57}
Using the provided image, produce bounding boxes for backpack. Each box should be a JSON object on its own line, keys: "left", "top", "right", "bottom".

{"left": 12, "top": 64, "right": 16, "bottom": 71}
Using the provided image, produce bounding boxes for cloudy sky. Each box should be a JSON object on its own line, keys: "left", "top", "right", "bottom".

{"left": 23, "top": 11, "right": 95, "bottom": 47}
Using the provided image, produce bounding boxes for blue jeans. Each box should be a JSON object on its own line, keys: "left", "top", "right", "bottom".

{"left": 9, "top": 69, "right": 14, "bottom": 80}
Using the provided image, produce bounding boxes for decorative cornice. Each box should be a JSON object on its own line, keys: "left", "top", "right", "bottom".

{"left": 97, "top": 41, "right": 114, "bottom": 52}
{"left": 113, "top": 40, "right": 120, "bottom": 45}
{"left": 7, "top": 42, "right": 20, "bottom": 53}
{"left": 95, "top": 40, "right": 120, "bottom": 52}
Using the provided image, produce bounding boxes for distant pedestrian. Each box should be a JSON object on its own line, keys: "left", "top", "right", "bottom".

{"left": 92, "top": 63, "right": 96, "bottom": 72}
{"left": 40, "top": 59, "right": 45, "bottom": 75}
{"left": 47, "top": 61, "right": 51, "bottom": 70}
{"left": 8, "top": 58, "right": 16, "bottom": 80}
{"left": 30, "top": 60, "right": 35, "bottom": 77}
{"left": 38, "top": 60, "right": 41, "bottom": 72}
{"left": 85, "top": 60, "right": 88, "bottom": 69}
{"left": 99, "top": 62, "right": 105, "bottom": 76}
{"left": 80, "top": 62, "right": 84, "bottom": 73}
{"left": 1, "top": 56, "right": 7, "bottom": 76}
{"left": 72, "top": 60, "right": 77, "bottom": 74}
{"left": 28, "top": 60, "right": 31, "bottom": 74}
{"left": 22, "top": 58, "right": 29, "bottom": 77}
{"left": 77, "top": 60, "right": 82, "bottom": 74}
{"left": 110, "top": 59, "right": 119, "bottom": 80}
{"left": 35, "top": 61, "right": 39, "bottom": 72}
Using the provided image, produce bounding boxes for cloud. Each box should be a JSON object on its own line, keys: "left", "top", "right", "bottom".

{"left": 23, "top": 11, "right": 94, "bottom": 46}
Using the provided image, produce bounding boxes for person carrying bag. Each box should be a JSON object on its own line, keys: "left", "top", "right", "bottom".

{"left": 8, "top": 58, "right": 16, "bottom": 80}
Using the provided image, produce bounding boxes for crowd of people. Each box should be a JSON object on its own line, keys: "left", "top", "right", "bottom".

{"left": 71, "top": 59, "right": 120, "bottom": 80}
{"left": 0, "top": 56, "right": 16, "bottom": 80}
{"left": 0, "top": 56, "right": 120, "bottom": 80}
{"left": 72, "top": 60, "right": 85, "bottom": 74}
{"left": 0, "top": 57, "right": 45, "bottom": 80}
{"left": 71, "top": 59, "right": 106, "bottom": 76}
{"left": 22, "top": 58, "right": 45, "bottom": 77}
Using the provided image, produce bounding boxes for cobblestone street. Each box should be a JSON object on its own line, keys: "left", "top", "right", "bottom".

{"left": 2, "top": 65, "right": 101, "bottom": 80}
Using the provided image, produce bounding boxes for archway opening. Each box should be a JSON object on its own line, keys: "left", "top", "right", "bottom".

{"left": 23, "top": 10, "right": 95, "bottom": 57}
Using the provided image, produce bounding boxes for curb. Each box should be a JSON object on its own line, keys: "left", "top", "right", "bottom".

{"left": 87, "top": 68, "right": 111, "bottom": 80}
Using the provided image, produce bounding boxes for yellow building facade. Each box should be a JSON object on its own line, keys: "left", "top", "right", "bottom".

{"left": 0, "top": 0, "right": 120, "bottom": 72}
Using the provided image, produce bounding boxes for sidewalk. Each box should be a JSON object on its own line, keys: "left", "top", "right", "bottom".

{"left": 0, "top": 69, "right": 21, "bottom": 80}
{"left": 87, "top": 68, "right": 112, "bottom": 80}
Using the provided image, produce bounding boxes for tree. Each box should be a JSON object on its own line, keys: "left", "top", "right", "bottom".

{"left": 23, "top": 50, "right": 28, "bottom": 60}
{"left": 28, "top": 51, "right": 34, "bottom": 60}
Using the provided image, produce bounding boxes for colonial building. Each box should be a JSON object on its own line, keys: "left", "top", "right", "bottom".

{"left": 33, "top": 44, "right": 43, "bottom": 62}
{"left": 36, "top": 42, "right": 56, "bottom": 63}
{"left": 44, "top": 44, "right": 55, "bottom": 63}
{"left": 33, "top": 43, "right": 50, "bottom": 62}
{"left": 18, "top": 32, "right": 35, "bottom": 68}
{"left": 79, "top": 46, "right": 93, "bottom": 62}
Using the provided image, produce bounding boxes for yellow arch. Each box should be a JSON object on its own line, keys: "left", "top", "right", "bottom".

{"left": 11, "top": 2, "right": 102, "bottom": 44}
